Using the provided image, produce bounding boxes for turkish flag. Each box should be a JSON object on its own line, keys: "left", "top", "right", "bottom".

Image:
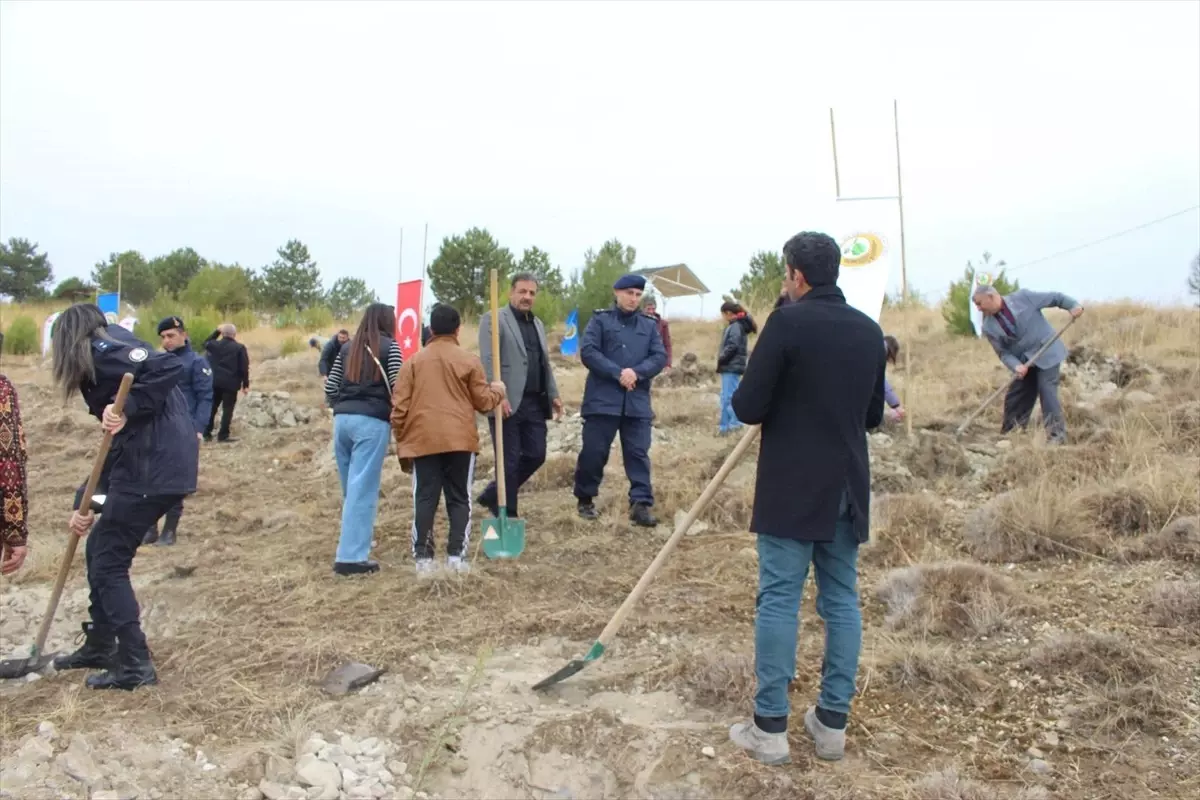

{"left": 395, "top": 279, "right": 423, "bottom": 362}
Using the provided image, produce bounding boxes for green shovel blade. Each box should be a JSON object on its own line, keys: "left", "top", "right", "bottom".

{"left": 481, "top": 509, "right": 525, "bottom": 559}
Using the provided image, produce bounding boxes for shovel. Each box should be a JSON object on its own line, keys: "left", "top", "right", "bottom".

{"left": 533, "top": 424, "right": 761, "bottom": 690}
{"left": 954, "top": 316, "right": 1077, "bottom": 439}
{"left": 481, "top": 268, "right": 526, "bottom": 559}
{"left": 0, "top": 373, "right": 133, "bottom": 680}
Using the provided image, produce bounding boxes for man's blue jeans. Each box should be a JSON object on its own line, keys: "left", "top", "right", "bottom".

{"left": 754, "top": 493, "right": 862, "bottom": 721}
{"left": 333, "top": 414, "right": 391, "bottom": 563}
{"left": 719, "top": 372, "right": 743, "bottom": 433}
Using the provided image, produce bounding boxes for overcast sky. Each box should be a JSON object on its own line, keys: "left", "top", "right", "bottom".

{"left": 2, "top": 0, "right": 1198, "bottom": 317}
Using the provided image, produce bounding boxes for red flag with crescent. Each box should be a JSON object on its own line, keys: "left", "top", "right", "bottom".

{"left": 395, "top": 279, "right": 423, "bottom": 362}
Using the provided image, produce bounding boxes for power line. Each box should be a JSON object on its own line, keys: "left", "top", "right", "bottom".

{"left": 1005, "top": 205, "right": 1200, "bottom": 273}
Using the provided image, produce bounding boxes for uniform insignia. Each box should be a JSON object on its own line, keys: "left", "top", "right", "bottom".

{"left": 93, "top": 340, "right": 111, "bottom": 352}
{"left": 128, "top": 347, "right": 148, "bottom": 363}
{"left": 202, "top": 368, "right": 212, "bottom": 375}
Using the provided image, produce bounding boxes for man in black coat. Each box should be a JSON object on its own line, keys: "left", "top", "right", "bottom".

{"left": 728, "top": 231, "right": 886, "bottom": 766}
{"left": 203, "top": 323, "right": 251, "bottom": 442}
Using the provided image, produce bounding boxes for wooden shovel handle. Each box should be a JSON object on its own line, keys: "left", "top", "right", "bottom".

{"left": 490, "top": 269, "right": 507, "bottom": 508}
{"left": 33, "top": 372, "right": 135, "bottom": 655}
{"left": 596, "top": 424, "right": 761, "bottom": 648}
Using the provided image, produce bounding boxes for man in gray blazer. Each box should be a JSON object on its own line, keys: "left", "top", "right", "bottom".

{"left": 477, "top": 273, "right": 564, "bottom": 518}
{"left": 973, "top": 284, "right": 1084, "bottom": 443}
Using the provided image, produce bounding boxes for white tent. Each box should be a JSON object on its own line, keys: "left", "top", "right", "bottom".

{"left": 632, "top": 264, "right": 710, "bottom": 316}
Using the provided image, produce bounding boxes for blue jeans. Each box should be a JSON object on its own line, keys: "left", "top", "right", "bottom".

{"left": 754, "top": 492, "right": 861, "bottom": 720}
{"left": 719, "top": 372, "right": 743, "bottom": 433}
{"left": 333, "top": 414, "right": 391, "bottom": 564}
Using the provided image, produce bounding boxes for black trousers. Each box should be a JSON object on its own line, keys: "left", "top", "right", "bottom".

{"left": 412, "top": 451, "right": 475, "bottom": 560}
{"left": 573, "top": 414, "right": 654, "bottom": 505}
{"left": 85, "top": 492, "right": 184, "bottom": 649}
{"left": 479, "top": 393, "right": 548, "bottom": 518}
{"left": 206, "top": 389, "right": 238, "bottom": 440}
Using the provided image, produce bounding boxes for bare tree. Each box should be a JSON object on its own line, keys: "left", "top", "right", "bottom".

{"left": 1189, "top": 252, "right": 1200, "bottom": 305}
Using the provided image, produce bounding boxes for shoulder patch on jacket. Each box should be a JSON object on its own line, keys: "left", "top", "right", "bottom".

{"left": 127, "top": 347, "right": 148, "bottom": 363}
{"left": 202, "top": 367, "right": 212, "bottom": 376}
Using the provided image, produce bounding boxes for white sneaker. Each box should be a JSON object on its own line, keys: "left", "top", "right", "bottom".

{"left": 729, "top": 720, "right": 790, "bottom": 766}
{"left": 804, "top": 706, "right": 846, "bottom": 761}
{"left": 415, "top": 559, "right": 437, "bottom": 579}
{"left": 446, "top": 556, "right": 470, "bottom": 575}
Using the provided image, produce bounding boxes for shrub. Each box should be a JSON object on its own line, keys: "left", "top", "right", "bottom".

{"left": 942, "top": 261, "right": 1019, "bottom": 336}
{"left": 280, "top": 335, "right": 305, "bottom": 356}
{"left": 3, "top": 315, "right": 39, "bottom": 355}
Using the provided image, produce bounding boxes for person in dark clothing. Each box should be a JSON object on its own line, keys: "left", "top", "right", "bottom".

{"left": 421, "top": 324, "right": 432, "bottom": 347}
{"left": 572, "top": 273, "right": 668, "bottom": 527}
{"left": 642, "top": 299, "right": 673, "bottom": 369}
{"left": 203, "top": 323, "right": 250, "bottom": 442}
{"left": 324, "top": 303, "right": 402, "bottom": 576}
{"left": 716, "top": 301, "right": 757, "bottom": 435}
{"left": 142, "top": 316, "right": 213, "bottom": 546}
{"left": 50, "top": 303, "right": 198, "bottom": 691}
{"left": 477, "top": 273, "right": 563, "bottom": 520}
{"left": 774, "top": 280, "right": 791, "bottom": 310}
{"left": 728, "top": 232, "right": 886, "bottom": 766}
{"left": 319, "top": 329, "right": 350, "bottom": 378}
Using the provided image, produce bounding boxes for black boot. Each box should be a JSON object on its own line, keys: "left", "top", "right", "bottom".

{"left": 53, "top": 622, "right": 117, "bottom": 671}
{"left": 85, "top": 636, "right": 157, "bottom": 691}
{"left": 156, "top": 515, "right": 179, "bottom": 546}
{"left": 142, "top": 525, "right": 159, "bottom": 545}
{"left": 577, "top": 500, "right": 599, "bottom": 521}
{"left": 630, "top": 502, "right": 658, "bottom": 527}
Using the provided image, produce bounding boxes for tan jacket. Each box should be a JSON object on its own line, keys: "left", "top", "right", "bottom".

{"left": 390, "top": 334, "right": 504, "bottom": 460}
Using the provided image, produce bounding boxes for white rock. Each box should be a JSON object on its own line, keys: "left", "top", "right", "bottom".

{"left": 395, "top": 788, "right": 415, "bottom": 800}
{"left": 294, "top": 755, "right": 342, "bottom": 791}
{"left": 238, "top": 789, "right": 264, "bottom": 800}
{"left": 57, "top": 743, "right": 103, "bottom": 786}
{"left": 1029, "top": 759, "right": 1051, "bottom": 775}
{"left": 342, "top": 768, "right": 361, "bottom": 787}
{"left": 301, "top": 738, "right": 327, "bottom": 757}
{"left": 701, "top": 746, "right": 715, "bottom": 758}
{"left": 1026, "top": 747, "right": 1045, "bottom": 759}
{"left": 37, "top": 721, "right": 58, "bottom": 741}
{"left": 359, "top": 738, "right": 380, "bottom": 755}
{"left": 370, "top": 784, "right": 388, "bottom": 799}
{"left": 17, "top": 736, "right": 55, "bottom": 764}
{"left": 377, "top": 769, "right": 394, "bottom": 785}
{"left": 387, "top": 761, "right": 408, "bottom": 776}
{"left": 1039, "top": 731, "right": 1060, "bottom": 748}
{"left": 340, "top": 736, "right": 362, "bottom": 757}
{"left": 258, "top": 781, "right": 290, "bottom": 800}
{"left": 91, "top": 792, "right": 121, "bottom": 800}
{"left": 347, "top": 788, "right": 374, "bottom": 800}
{"left": 284, "top": 788, "right": 308, "bottom": 800}
{"left": 266, "top": 754, "right": 294, "bottom": 783}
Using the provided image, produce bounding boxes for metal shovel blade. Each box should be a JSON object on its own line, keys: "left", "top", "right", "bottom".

{"left": 481, "top": 509, "right": 525, "bottom": 559}
{"left": 532, "top": 642, "right": 605, "bottom": 691}
{"left": 0, "top": 652, "right": 55, "bottom": 680}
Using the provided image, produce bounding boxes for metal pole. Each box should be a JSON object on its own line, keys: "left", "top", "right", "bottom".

{"left": 418, "top": 222, "right": 428, "bottom": 350}
{"left": 830, "top": 108, "right": 842, "bottom": 198}
{"left": 893, "top": 99, "right": 912, "bottom": 437}
{"left": 398, "top": 228, "right": 404, "bottom": 283}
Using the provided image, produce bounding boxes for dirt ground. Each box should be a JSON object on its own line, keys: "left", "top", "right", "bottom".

{"left": 1, "top": 305, "right": 1197, "bottom": 800}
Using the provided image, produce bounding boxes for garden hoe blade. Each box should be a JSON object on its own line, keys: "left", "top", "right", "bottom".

{"left": 0, "top": 374, "right": 132, "bottom": 681}
{"left": 481, "top": 267, "right": 525, "bottom": 560}
{"left": 533, "top": 425, "right": 762, "bottom": 691}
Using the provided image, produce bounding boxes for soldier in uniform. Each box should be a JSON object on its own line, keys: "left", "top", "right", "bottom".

{"left": 573, "top": 274, "right": 668, "bottom": 527}
{"left": 142, "top": 316, "right": 212, "bottom": 546}
{"left": 49, "top": 303, "right": 198, "bottom": 690}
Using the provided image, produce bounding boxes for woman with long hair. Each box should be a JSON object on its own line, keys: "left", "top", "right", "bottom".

{"left": 49, "top": 303, "right": 198, "bottom": 690}
{"left": 717, "top": 301, "right": 758, "bottom": 435}
{"left": 324, "top": 302, "right": 403, "bottom": 576}
{"left": 882, "top": 335, "right": 905, "bottom": 423}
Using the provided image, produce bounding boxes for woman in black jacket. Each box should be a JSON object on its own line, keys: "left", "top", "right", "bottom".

{"left": 50, "top": 303, "right": 198, "bottom": 690}
{"left": 717, "top": 301, "right": 757, "bottom": 435}
{"left": 323, "top": 303, "right": 402, "bottom": 576}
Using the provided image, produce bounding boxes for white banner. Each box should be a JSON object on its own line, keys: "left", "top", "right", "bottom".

{"left": 42, "top": 311, "right": 61, "bottom": 356}
{"left": 969, "top": 272, "right": 987, "bottom": 338}
{"left": 829, "top": 199, "right": 899, "bottom": 323}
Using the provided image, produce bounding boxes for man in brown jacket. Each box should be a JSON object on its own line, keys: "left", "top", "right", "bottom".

{"left": 391, "top": 304, "right": 507, "bottom": 577}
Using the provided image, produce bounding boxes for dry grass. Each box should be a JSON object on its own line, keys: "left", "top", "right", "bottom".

{"left": 2, "top": 300, "right": 1198, "bottom": 800}
{"left": 864, "top": 493, "right": 950, "bottom": 567}
{"left": 874, "top": 562, "right": 1023, "bottom": 638}
{"left": 1146, "top": 580, "right": 1200, "bottom": 629}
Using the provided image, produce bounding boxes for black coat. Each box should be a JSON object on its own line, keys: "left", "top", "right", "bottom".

{"left": 80, "top": 325, "right": 199, "bottom": 498}
{"left": 203, "top": 331, "right": 250, "bottom": 392}
{"left": 717, "top": 317, "right": 752, "bottom": 374}
{"left": 731, "top": 286, "right": 886, "bottom": 543}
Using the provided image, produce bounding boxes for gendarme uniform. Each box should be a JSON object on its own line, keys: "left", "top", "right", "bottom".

{"left": 572, "top": 274, "right": 668, "bottom": 526}
{"left": 141, "top": 316, "right": 213, "bottom": 546}
{"left": 56, "top": 324, "right": 198, "bottom": 691}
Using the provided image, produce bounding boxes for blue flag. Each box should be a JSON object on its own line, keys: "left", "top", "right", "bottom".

{"left": 97, "top": 292, "right": 120, "bottom": 324}
{"left": 560, "top": 307, "right": 580, "bottom": 356}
